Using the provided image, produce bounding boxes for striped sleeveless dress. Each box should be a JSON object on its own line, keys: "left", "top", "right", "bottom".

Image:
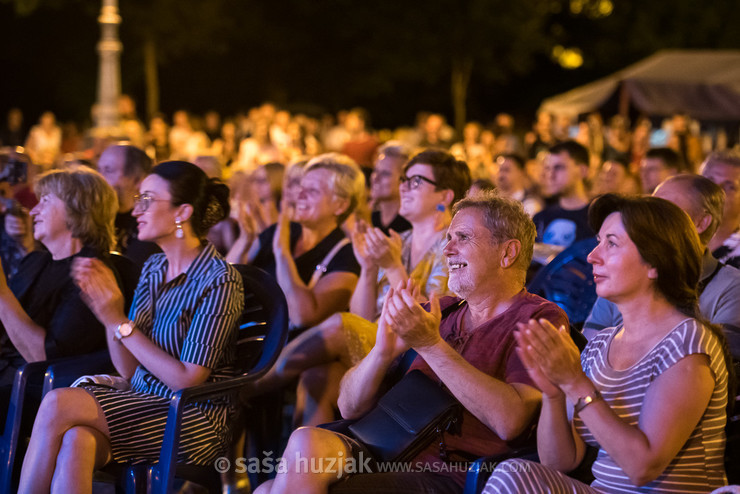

{"left": 574, "top": 318, "right": 728, "bottom": 493}
{"left": 483, "top": 318, "right": 729, "bottom": 494}
{"left": 83, "top": 244, "right": 244, "bottom": 465}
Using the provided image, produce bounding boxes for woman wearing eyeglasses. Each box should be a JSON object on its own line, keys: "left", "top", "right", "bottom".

{"left": 19, "top": 161, "right": 244, "bottom": 492}
{"left": 243, "top": 149, "right": 471, "bottom": 426}
{"left": 227, "top": 153, "right": 364, "bottom": 331}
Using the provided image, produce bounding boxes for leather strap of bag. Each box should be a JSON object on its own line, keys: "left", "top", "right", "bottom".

{"left": 308, "top": 237, "right": 350, "bottom": 290}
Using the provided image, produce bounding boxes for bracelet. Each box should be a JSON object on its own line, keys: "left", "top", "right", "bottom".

{"left": 573, "top": 389, "right": 602, "bottom": 415}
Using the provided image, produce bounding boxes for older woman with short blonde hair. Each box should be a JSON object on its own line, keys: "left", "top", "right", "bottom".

{"left": 228, "top": 153, "right": 363, "bottom": 331}
{"left": 0, "top": 166, "right": 120, "bottom": 419}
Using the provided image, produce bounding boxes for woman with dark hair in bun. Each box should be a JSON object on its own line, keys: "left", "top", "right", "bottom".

{"left": 19, "top": 161, "right": 245, "bottom": 492}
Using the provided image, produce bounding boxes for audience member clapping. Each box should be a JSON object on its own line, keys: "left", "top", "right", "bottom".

{"left": 227, "top": 153, "right": 363, "bottom": 330}
{"left": 485, "top": 193, "right": 734, "bottom": 493}
{"left": 0, "top": 167, "right": 120, "bottom": 420}
{"left": 19, "top": 161, "right": 243, "bottom": 492}
{"left": 243, "top": 149, "right": 470, "bottom": 426}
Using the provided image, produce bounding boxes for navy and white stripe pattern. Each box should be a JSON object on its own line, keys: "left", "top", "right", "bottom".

{"left": 483, "top": 319, "right": 728, "bottom": 494}
{"left": 85, "top": 243, "right": 244, "bottom": 465}
{"left": 575, "top": 319, "right": 728, "bottom": 493}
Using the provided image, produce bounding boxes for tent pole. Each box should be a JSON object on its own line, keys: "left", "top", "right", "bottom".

{"left": 618, "top": 82, "right": 630, "bottom": 119}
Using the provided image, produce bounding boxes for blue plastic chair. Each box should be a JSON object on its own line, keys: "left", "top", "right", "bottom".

{"left": 527, "top": 237, "right": 598, "bottom": 329}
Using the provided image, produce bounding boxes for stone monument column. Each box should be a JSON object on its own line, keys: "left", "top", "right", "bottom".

{"left": 95, "top": 0, "right": 122, "bottom": 133}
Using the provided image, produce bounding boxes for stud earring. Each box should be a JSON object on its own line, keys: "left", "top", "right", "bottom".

{"left": 436, "top": 204, "right": 446, "bottom": 212}
{"left": 175, "top": 219, "right": 184, "bottom": 239}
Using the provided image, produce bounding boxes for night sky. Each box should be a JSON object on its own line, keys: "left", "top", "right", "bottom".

{"left": 1, "top": 0, "right": 738, "bottom": 130}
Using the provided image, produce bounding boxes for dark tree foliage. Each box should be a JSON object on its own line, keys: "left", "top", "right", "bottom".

{"left": 1, "top": 0, "right": 739, "bottom": 128}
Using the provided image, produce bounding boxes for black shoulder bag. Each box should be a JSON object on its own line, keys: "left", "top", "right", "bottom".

{"left": 348, "top": 368, "right": 462, "bottom": 463}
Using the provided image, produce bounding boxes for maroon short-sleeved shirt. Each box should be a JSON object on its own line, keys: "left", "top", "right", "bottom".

{"left": 407, "top": 290, "right": 569, "bottom": 486}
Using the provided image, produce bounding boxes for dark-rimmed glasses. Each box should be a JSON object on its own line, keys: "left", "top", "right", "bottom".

{"left": 399, "top": 174, "right": 438, "bottom": 190}
{"left": 133, "top": 193, "right": 170, "bottom": 212}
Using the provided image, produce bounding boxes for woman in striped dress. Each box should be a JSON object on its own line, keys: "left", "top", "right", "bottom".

{"left": 18, "top": 161, "right": 244, "bottom": 493}
{"left": 485, "top": 194, "right": 735, "bottom": 493}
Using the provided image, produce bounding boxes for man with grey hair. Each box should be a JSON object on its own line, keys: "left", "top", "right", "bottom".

{"left": 255, "top": 191, "right": 568, "bottom": 494}
{"left": 701, "top": 150, "right": 740, "bottom": 268}
{"left": 97, "top": 144, "right": 160, "bottom": 267}
{"left": 583, "top": 174, "right": 740, "bottom": 358}
{"left": 370, "top": 142, "right": 411, "bottom": 234}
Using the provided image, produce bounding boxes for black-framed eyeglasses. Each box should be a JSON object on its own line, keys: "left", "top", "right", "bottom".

{"left": 400, "top": 174, "right": 438, "bottom": 190}
{"left": 133, "top": 193, "right": 170, "bottom": 212}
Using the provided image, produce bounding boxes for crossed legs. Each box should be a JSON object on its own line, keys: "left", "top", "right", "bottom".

{"left": 19, "top": 387, "right": 111, "bottom": 494}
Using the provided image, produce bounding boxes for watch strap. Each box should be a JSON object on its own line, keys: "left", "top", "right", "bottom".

{"left": 574, "top": 388, "right": 602, "bottom": 414}
{"left": 114, "top": 321, "right": 134, "bottom": 342}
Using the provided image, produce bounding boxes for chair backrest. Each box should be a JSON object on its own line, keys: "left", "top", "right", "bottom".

{"left": 727, "top": 361, "right": 740, "bottom": 484}
{"left": 231, "top": 264, "right": 290, "bottom": 377}
{"left": 109, "top": 252, "right": 141, "bottom": 313}
{"left": 527, "top": 237, "right": 598, "bottom": 329}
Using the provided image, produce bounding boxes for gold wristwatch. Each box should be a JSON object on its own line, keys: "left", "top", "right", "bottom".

{"left": 114, "top": 321, "right": 135, "bottom": 342}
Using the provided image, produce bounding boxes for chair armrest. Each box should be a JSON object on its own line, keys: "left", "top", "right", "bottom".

{"left": 2, "top": 361, "right": 49, "bottom": 433}
{"left": 150, "top": 370, "right": 272, "bottom": 493}
{"left": 41, "top": 350, "right": 114, "bottom": 397}
{"left": 0, "top": 362, "right": 52, "bottom": 493}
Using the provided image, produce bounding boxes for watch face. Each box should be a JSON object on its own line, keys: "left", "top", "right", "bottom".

{"left": 119, "top": 322, "right": 134, "bottom": 337}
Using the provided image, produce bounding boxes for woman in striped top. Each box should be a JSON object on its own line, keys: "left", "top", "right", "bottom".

{"left": 484, "top": 194, "right": 734, "bottom": 493}
{"left": 19, "top": 161, "right": 244, "bottom": 493}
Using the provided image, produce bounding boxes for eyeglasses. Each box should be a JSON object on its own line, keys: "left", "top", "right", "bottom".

{"left": 133, "top": 193, "right": 170, "bottom": 212}
{"left": 399, "top": 174, "right": 438, "bottom": 190}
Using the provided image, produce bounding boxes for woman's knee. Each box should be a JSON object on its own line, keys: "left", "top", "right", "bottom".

{"left": 55, "top": 426, "right": 112, "bottom": 475}
{"left": 275, "top": 317, "right": 345, "bottom": 377}
{"left": 59, "top": 426, "right": 97, "bottom": 454}
{"left": 33, "top": 388, "right": 107, "bottom": 435}
{"left": 317, "top": 312, "right": 344, "bottom": 340}
{"left": 34, "top": 388, "right": 78, "bottom": 429}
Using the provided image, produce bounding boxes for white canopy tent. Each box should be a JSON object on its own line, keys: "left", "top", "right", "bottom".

{"left": 539, "top": 50, "right": 740, "bottom": 121}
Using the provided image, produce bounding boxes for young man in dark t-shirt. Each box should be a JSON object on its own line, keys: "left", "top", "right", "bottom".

{"left": 533, "top": 141, "right": 593, "bottom": 247}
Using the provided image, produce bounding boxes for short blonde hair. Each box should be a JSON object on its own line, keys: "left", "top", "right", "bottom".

{"left": 35, "top": 166, "right": 117, "bottom": 253}
{"left": 305, "top": 153, "right": 366, "bottom": 224}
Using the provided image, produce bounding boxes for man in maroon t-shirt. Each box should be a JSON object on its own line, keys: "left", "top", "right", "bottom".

{"left": 255, "top": 192, "right": 568, "bottom": 494}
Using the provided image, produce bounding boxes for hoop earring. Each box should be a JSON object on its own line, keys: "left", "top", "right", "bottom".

{"left": 175, "top": 219, "right": 184, "bottom": 239}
